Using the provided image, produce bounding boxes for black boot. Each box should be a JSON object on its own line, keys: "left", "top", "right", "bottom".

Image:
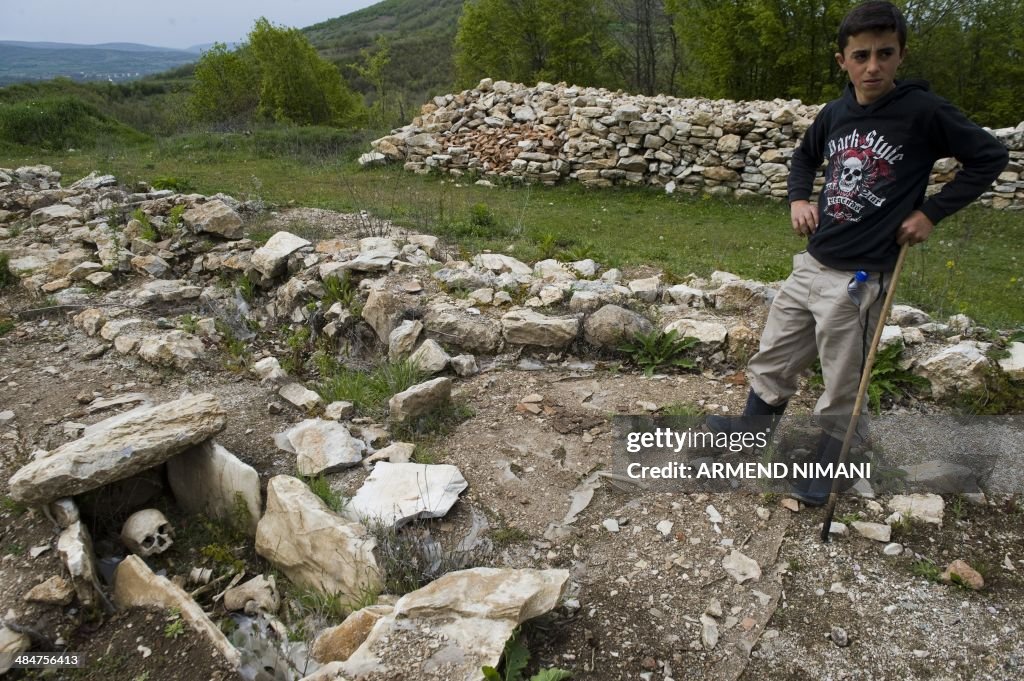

{"left": 705, "top": 389, "right": 787, "bottom": 438}
{"left": 788, "top": 432, "right": 861, "bottom": 507}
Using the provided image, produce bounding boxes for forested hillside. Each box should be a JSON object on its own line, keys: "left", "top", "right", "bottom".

{"left": 304, "top": 0, "right": 463, "bottom": 119}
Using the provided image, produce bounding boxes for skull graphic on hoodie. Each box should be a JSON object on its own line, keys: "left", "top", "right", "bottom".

{"left": 823, "top": 134, "right": 895, "bottom": 223}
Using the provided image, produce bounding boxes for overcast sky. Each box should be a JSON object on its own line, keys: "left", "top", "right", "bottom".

{"left": 0, "top": 0, "right": 380, "bottom": 50}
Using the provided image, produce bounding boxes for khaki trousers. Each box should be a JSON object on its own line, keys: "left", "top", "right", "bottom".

{"left": 748, "top": 251, "right": 886, "bottom": 442}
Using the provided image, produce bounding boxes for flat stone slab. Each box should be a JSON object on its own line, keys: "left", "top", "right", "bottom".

{"left": 114, "top": 555, "right": 241, "bottom": 668}
{"left": 344, "top": 462, "right": 467, "bottom": 528}
{"left": 323, "top": 568, "right": 569, "bottom": 681}
{"left": 8, "top": 393, "right": 226, "bottom": 505}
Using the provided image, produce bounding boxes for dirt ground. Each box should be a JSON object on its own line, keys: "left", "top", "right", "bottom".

{"left": 1, "top": 207, "right": 1023, "bottom": 681}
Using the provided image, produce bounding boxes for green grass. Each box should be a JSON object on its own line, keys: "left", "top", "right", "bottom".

{"left": 317, "top": 357, "right": 425, "bottom": 416}
{"left": 303, "top": 474, "right": 349, "bottom": 513}
{"left": 2, "top": 133, "right": 1022, "bottom": 328}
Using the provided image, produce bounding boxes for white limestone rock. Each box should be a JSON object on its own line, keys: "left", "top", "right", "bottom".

{"left": 409, "top": 338, "right": 451, "bottom": 374}
{"left": 275, "top": 419, "right": 366, "bottom": 475}
{"left": 114, "top": 555, "right": 241, "bottom": 667}
{"left": 329, "top": 568, "right": 568, "bottom": 681}
{"left": 183, "top": 200, "right": 243, "bottom": 239}
{"left": 252, "top": 231, "right": 312, "bottom": 278}
{"left": 136, "top": 330, "right": 205, "bottom": 369}
{"left": 166, "top": 440, "right": 262, "bottom": 535}
{"left": 278, "top": 383, "right": 324, "bottom": 411}
{"left": 389, "top": 378, "right": 452, "bottom": 423}
{"left": 345, "top": 462, "right": 467, "bottom": 528}
{"left": 255, "top": 476, "right": 381, "bottom": 601}
{"left": 664, "top": 318, "right": 728, "bottom": 347}
{"left": 501, "top": 309, "right": 579, "bottom": 348}
{"left": 916, "top": 341, "right": 991, "bottom": 399}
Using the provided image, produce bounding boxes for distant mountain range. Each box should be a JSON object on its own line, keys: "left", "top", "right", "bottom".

{"left": 0, "top": 40, "right": 200, "bottom": 86}
{"left": 0, "top": 0, "right": 461, "bottom": 101}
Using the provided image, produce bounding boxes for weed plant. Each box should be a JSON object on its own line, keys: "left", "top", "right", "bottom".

{"left": 0, "top": 252, "right": 12, "bottom": 288}
{"left": 304, "top": 474, "right": 348, "bottom": 513}
{"left": 808, "top": 344, "right": 930, "bottom": 414}
{"left": 618, "top": 329, "right": 699, "bottom": 377}
{"left": 133, "top": 208, "right": 158, "bottom": 241}
{"left": 483, "top": 631, "right": 572, "bottom": 681}
{"left": 321, "top": 272, "right": 359, "bottom": 312}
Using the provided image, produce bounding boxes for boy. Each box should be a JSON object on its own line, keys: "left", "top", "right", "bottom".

{"left": 707, "top": 1, "right": 1008, "bottom": 504}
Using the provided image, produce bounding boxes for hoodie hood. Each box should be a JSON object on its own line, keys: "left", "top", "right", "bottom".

{"left": 842, "top": 79, "right": 930, "bottom": 113}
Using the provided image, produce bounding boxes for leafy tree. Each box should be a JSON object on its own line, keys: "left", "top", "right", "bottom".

{"left": 664, "top": 0, "right": 1021, "bottom": 126}
{"left": 455, "top": 0, "right": 613, "bottom": 87}
{"left": 901, "top": 0, "right": 1024, "bottom": 127}
{"left": 189, "top": 18, "right": 364, "bottom": 127}
{"left": 350, "top": 35, "right": 400, "bottom": 128}
{"left": 605, "top": 0, "right": 681, "bottom": 95}
{"left": 248, "top": 18, "right": 364, "bottom": 126}
{"left": 667, "top": 0, "right": 853, "bottom": 102}
{"left": 188, "top": 43, "right": 260, "bottom": 124}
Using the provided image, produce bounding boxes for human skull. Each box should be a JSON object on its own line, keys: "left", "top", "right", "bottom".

{"left": 839, "top": 157, "right": 864, "bottom": 193}
{"left": 121, "top": 509, "right": 174, "bottom": 557}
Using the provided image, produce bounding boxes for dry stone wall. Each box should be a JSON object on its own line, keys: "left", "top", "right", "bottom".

{"left": 369, "top": 79, "right": 1024, "bottom": 210}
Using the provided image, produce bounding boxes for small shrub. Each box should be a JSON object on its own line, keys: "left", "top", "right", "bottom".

{"left": 618, "top": 329, "right": 699, "bottom": 377}
{"left": 215, "top": 319, "right": 250, "bottom": 368}
{"left": 178, "top": 314, "right": 199, "bottom": 334}
{"left": 662, "top": 402, "right": 704, "bottom": 418}
{"left": 369, "top": 519, "right": 488, "bottom": 596}
{"left": 0, "top": 318, "right": 14, "bottom": 336}
{"left": 236, "top": 272, "right": 258, "bottom": 303}
{"left": 0, "top": 252, "right": 13, "bottom": 288}
{"left": 468, "top": 202, "right": 496, "bottom": 229}
{"left": 535, "top": 232, "right": 559, "bottom": 260}
{"left": 0, "top": 496, "right": 28, "bottom": 516}
{"left": 951, "top": 364, "right": 1024, "bottom": 415}
{"left": 133, "top": 208, "right": 159, "bottom": 241}
{"left": 281, "top": 325, "right": 311, "bottom": 374}
{"left": 167, "top": 204, "right": 187, "bottom": 229}
{"left": 317, "top": 359, "right": 425, "bottom": 416}
{"left": 164, "top": 608, "right": 186, "bottom": 639}
{"left": 200, "top": 542, "right": 246, "bottom": 574}
{"left": 491, "top": 526, "right": 530, "bottom": 547}
{"left": 291, "top": 583, "right": 375, "bottom": 622}
{"left": 867, "top": 344, "right": 931, "bottom": 414}
{"left": 392, "top": 399, "right": 475, "bottom": 440}
{"left": 911, "top": 559, "right": 942, "bottom": 583}
{"left": 559, "top": 241, "right": 597, "bottom": 262}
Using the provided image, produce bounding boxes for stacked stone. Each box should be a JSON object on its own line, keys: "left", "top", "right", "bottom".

{"left": 369, "top": 79, "right": 1024, "bottom": 209}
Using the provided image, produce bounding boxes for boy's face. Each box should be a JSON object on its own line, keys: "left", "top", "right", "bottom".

{"left": 835, "top": 30, "right": 906, "bottom": 105}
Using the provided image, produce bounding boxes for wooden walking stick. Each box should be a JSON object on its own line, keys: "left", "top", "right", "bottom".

{"left": 820, "top": 241, "right": 911, "bottom": 542}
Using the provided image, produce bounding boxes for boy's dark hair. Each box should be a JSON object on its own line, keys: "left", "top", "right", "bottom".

{"left": 838, "top": 1, "right": 908, "bottom": 52}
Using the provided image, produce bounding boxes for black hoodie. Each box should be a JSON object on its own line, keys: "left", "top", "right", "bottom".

{"left": 787, "top": 80, "right": 1009, "bottom": 271}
